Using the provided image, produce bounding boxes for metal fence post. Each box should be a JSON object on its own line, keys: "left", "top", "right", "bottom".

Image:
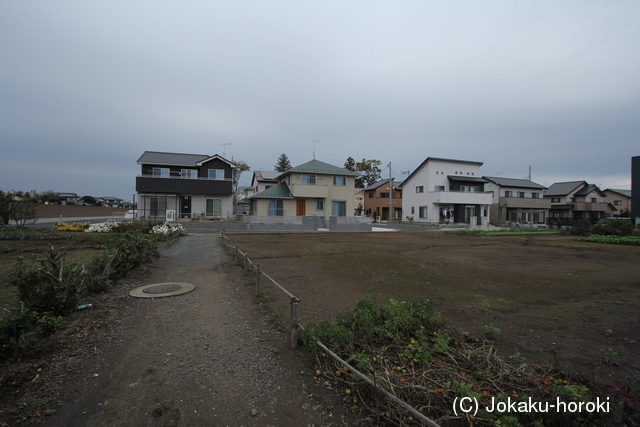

{"left": 256, "top": 263, "right": 261, "bottom": 296}
{"left": 290, "top": 297, "right": 300, "bottom": 348}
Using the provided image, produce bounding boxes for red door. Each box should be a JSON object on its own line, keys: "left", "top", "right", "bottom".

{"left": 296, "top": 200, "right": 306, "bottom": 216}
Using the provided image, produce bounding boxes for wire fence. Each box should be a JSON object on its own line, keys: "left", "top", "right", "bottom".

{"left": 218, "top": 230, "right": 440, "bottom": 427}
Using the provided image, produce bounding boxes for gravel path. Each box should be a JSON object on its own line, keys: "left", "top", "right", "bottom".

{"left": 47, "top": 235, "right": 358, "bottom": 426}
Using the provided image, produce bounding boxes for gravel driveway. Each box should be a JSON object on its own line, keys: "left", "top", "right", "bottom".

{"left": 46, "top": 235, "right": 358, "bottom": 426}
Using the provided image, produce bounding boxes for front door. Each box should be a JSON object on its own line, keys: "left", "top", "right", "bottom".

{"left": 296, "top": 199, "right": 306, "bottom": 216}
{"left": 180, "top": 196, "right": 191, "bottom": 218}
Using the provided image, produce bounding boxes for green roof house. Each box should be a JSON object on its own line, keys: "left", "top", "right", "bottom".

{"left": 249, "top": 159, "right": 359, "bottom": 219}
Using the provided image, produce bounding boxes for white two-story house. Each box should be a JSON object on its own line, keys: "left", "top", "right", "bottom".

{"left": 248, "top": 159, "right": 359, "bottom": 220}
{"left": 399, "top": 157, "right": 492, "bottom": 225}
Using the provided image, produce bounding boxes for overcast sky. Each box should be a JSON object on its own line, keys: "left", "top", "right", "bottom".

{"left": 1, "top": 1, "right": 638, "bottom": 201}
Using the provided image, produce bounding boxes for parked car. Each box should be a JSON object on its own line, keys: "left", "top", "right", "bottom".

{"left": 124, "top": 210, "right": 137, "bottom": 220}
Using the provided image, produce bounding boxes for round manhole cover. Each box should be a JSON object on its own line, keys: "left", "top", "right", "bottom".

{"left": 129, "top": 282, "right": 195, "bottom": 298}
{"left": 143, "top": 284, "right": 183, "bottom": 294}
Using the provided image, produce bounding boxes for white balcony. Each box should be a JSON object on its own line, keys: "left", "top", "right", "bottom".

{"left": 429, "top": 190, "right": 493, "bottom": 205}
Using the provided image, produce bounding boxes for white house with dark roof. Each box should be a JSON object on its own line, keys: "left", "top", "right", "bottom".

{"left": 543, "top": 181, "right": 615, "bottom": 224}
{"left": 135, "top": 151, "right": 236, "bottom": 221}
{"left": 248, "top": 159, "right": 359, "bottom": 220}
{"left": 483, "top": 177, "right": 549, "bottom": 226}
{"left": 399, "top": 157, "right": 492, "bottom": 225}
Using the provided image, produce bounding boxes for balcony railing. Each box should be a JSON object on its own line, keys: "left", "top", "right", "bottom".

{"left": 136, "top": 175, "right": 233, "bottom": 195}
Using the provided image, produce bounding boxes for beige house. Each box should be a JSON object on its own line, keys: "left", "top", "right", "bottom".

{"left": 603, "top": 189, "right": 631, "bottom": 217}
{"left": 544, "top": 181, "right": 616, "bottom": 224}
{"left": 483, "top": 177, "right": 549, "bottom": 225}
{"left": 248, "top": 159, "right": 359, "bottom": 220}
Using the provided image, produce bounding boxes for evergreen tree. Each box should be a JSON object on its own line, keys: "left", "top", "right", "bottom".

{"left": 344, "top": 157, "right": 356, "bottom": 172}
{"left": 274, "top": 153, "right": 292, "bottom": 172}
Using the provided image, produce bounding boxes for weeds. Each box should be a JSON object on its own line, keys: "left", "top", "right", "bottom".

{"left": 302, "top": 296, "right": 604, "bottom": 426}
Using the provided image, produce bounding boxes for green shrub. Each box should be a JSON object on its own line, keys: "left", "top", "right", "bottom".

{"left": 589, "top": 219, "right": 634, "bottom": 236}
{"left": 9, "top": 248, "right": 87, "bottom": 316}
{"left": 569, "top": 219, "right": 592, "bottom": 236}
{"left": 580, "top": 235, "right": 640, "bottom": 245}
{"left": 0, "top": 304, "right": 63, "bottom": 363}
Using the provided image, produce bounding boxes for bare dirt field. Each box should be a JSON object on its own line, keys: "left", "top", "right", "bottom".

{"left": 226, "top": 232, "right": 640, "bottom": 398}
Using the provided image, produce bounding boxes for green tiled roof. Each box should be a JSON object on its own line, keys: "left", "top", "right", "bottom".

{"left": 285, "top": 159, "right": 360, "bottom": 176}
{"left": 250, "top": 182, "right": 293, "bottom": 199}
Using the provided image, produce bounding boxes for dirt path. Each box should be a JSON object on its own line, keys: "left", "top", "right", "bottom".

{"left": 42, "top": 235, "right": 358, "bottom": 426}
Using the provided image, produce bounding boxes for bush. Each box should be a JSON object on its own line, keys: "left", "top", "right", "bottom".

{"left": 9, "top": 248, "right": 87, "bottom": 316}
{"left": 580, "top": 235, "right": 640, "bottom": 245}
{"left": 568, "top": 219, "right": 592, "bottom": 236}
{"left": 0, "top": 304, "right": 63, "bottom": 363}
{"left": 589, "top": 219, "right": 634, "bottom": 237}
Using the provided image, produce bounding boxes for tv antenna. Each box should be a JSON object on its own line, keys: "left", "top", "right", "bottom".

{"left": 219, "top": 143, "right": 231, "bottom": 157}
{"left": 311, "top": 140, "right": 320, "bottom": 159}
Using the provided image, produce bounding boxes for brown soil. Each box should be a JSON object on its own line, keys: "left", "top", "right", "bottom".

{"left": 225, "top": 232, "right": 640, "bottom": 412}
{"left": 1, "top": 231, "right": 639, "bottom": 426}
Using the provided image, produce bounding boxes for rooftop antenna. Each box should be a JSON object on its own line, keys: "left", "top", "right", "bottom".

{"left": 401, "top": 170, "right": 411, "bottom": 179}
{"left": 219, "top": 143, "right": 232, "bottom": 157}
{"left": 311, "top": 140, "right": 320, "bottom": 159}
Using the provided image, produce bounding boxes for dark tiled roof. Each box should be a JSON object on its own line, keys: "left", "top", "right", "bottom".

{"left": 447, "top": 176, "right": 488, "bottom": 183}
{"left": 483, "top": 176, "right": 546, "bottom": 189}
{"left": 543, "top": 181, "right": 585, "bottom": 196}
{"left": 137, "top": 151, "right": 211, "bottom": 166}
{"left": 254, "top": 171, "right": 280, "bottom": 181}
{"left": 364, "top": 178, "right": 391, "bottom": 191}
{"left": 575, "top": 184, "right": 606, "bottom": 197}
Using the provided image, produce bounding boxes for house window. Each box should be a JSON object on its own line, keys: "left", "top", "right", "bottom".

{"left": 302, "top": 174, "right": 316, "bottom": 185}
{"left": 614, "top": 200, "right": 622, "bottom": 205}
{"left": 434, "top": 185, "right": 445, "bottom": 192}
{"left": 419, "top": 206, "right": 428, "bottom": 218}
{"left": 416, "top": 186, "right": 424, "bottom": 193}
{"left": 553, "top": 212, "right": 563, "bottom": 218}
{"left": 470, "top": 186, "right": 479, "bottom": 193}
{"left": 590, "top": 197, "right": 598, "bottom": 203}
{"left": 532, "top": 192, "right": 540, "bottom": 199}
{"left": 316, "top": 199, "right": 324, "bottom": 210}
{"left": 206, "top": 198, "right": 222, "bottom": 216}
{"left": 268, "top": 200, "right": 284, "bottom": 216}
{"left": 152, "top": 168, "right": 170, "bottom": 178}
{"left": 332, "top": 201, "right": 346, "bottom": 216}
{"left": 333, "top": 176, "right": 346, "bottom": 186}
{"left": 411, "top": 206, "right": 415, "bottom": 214}
{"left": 150, "top": 197, "right": 167, "bottom": 216}
{"left": 504, "top": 191, "right": 513, "bottom": 197}
{"left": 208, "top": 169, "right": 225, "bottom": 180}
{"left": 518, "top": 191, "right": 526, "bottom": 198}
{"left": 551, "top": 197, "right": 561, "bottom": 203}
{"left": 181, "top": 169, "right": 198, "bottom": 179}
{"left": 368, "top": 192, "right": 374, "bottom": 198}
{"left": 381, "top": 192, "right": 390, "bottom": 198}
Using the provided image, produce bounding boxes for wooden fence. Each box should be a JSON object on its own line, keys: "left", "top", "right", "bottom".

{"left": 218, "top": 230, "right": 440, "bottom": 427}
